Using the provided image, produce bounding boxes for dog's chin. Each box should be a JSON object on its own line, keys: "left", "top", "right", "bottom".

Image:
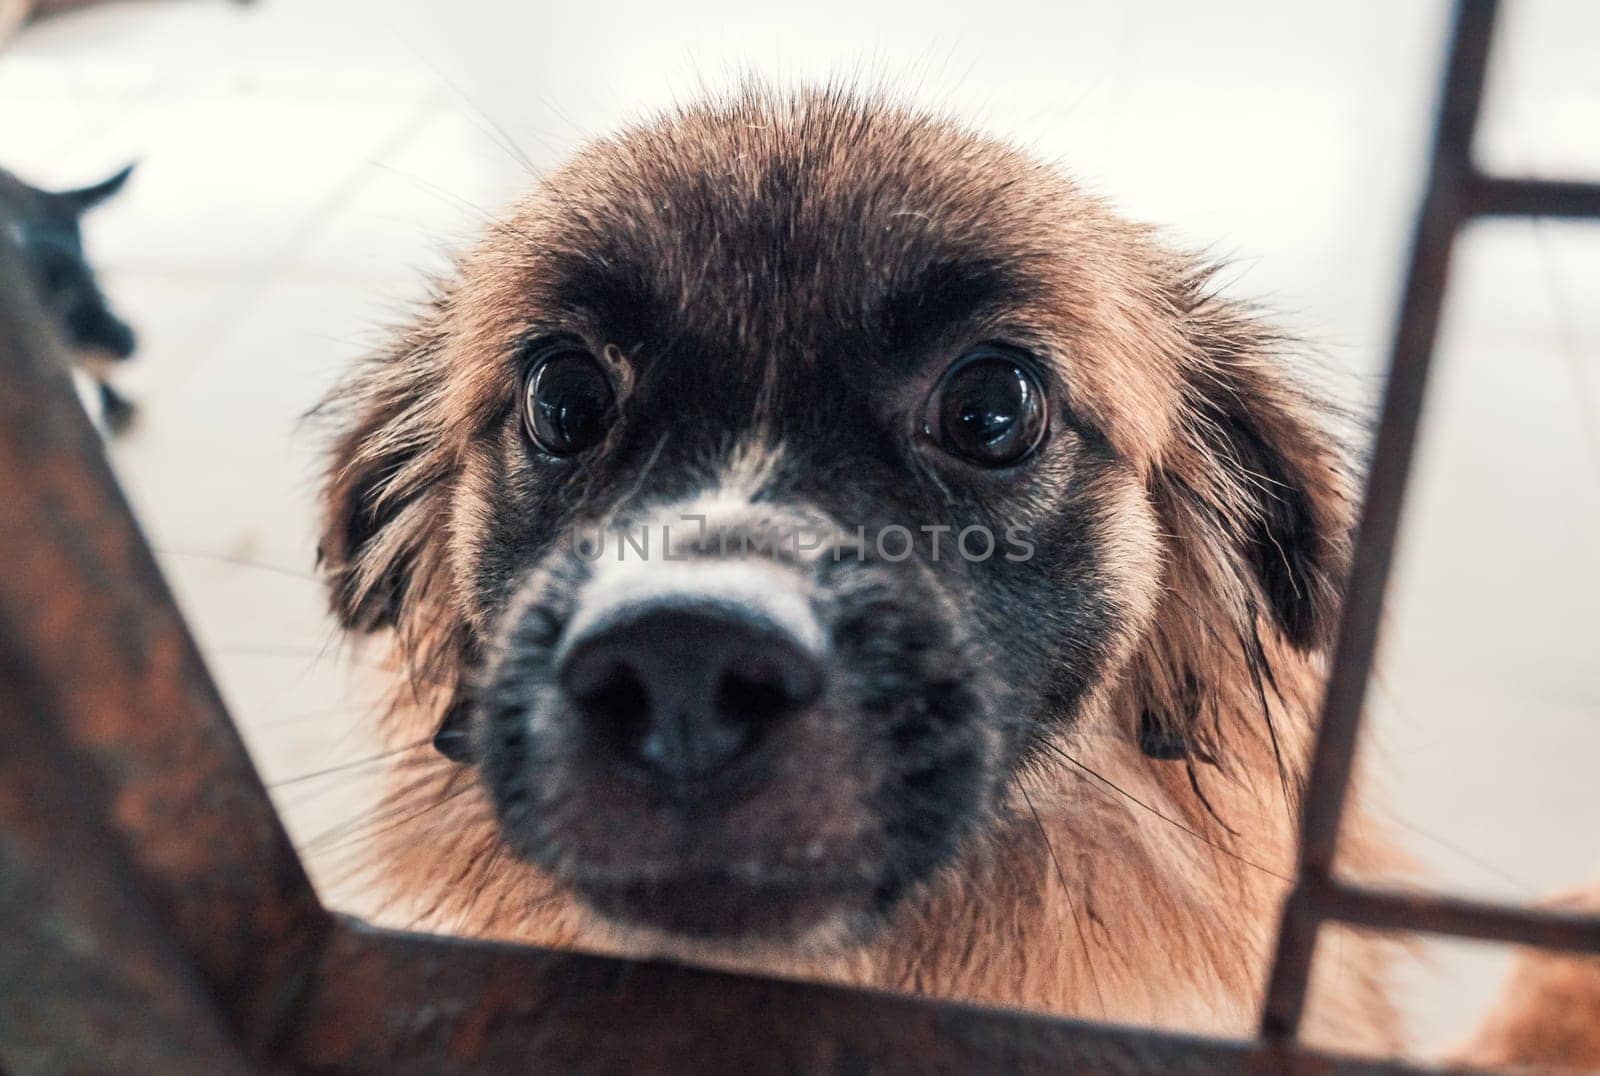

{"left": 569, "top": 871, "right": 880, "bottom": 950}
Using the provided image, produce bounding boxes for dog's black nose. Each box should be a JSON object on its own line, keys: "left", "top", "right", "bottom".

{"left": 559, "top": 604, "right": 824, "bottom": 785}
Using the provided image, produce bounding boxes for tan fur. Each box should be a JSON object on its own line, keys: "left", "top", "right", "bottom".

{"left": 1449, "top": 880, "right": 1600, "bottom": 1072}
{"left": 319, "top": 88, "right": 1409, "bottom": 1055}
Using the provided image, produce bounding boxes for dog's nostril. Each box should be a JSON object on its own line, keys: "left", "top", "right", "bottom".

{"left": 559, "top": 605, "right": 823, "bottom": 785}
{"left": 572, "top": 660, "right": 650, "bottom": 722}
{"left": 716, "top": 657, "right": 819, "bottom": 725}
{"left": 566, "top": 657, "right": 652, "bottom": 753}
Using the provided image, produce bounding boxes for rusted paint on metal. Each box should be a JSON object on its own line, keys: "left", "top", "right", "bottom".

{"left": 0, "top": 681, "right": 250, "bottom": 1075}
{"left": 1317, "top": 880, "right": 1600, "bottom": 953}
{"left": 286, "top": 919, "right": 1440, "bottom": 1076}
{"left": 1261, "top": 0, "right": 1600, "bottom": 1043}
{"left": 1467, "top": 176, "right": 1600, "bottom": 218}
{"left": 0, "top": 227, "right": 332, "bottom": 1063}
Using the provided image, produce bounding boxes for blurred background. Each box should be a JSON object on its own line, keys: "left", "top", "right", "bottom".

{"left": 2, "top": 0, "right": 1595, "bottom": 1054}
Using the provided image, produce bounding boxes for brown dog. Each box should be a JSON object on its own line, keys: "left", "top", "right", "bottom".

{"left": 318, "top": 88, "right": 1409, "bottom": 1053}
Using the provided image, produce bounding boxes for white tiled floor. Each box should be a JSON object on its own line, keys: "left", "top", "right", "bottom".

{"left": 3, "top": 0, "right": 1596, "bottom": 1054}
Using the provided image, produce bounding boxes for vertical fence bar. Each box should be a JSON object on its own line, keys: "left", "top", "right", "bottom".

{"left": 1258, "top": 0, "right": 1499, "bottom": 1041}
{"left": 0, "top": 230, "right": 332, "bottom": 1064}
{"left": 0, "top": 687, "right": 250, "bottom": 1075}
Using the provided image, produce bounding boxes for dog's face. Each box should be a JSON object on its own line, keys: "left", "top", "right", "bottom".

{"left": 0, "top": 164, "right": 137, "bottom": 361}
{"left": 320, "top": 92, "right": 1350, "bottom": 949}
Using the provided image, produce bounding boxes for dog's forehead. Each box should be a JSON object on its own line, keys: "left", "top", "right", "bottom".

{"left": 526, "top": 96, "right": 1054, "bottom": 362}
{"left": 443, "top": 92, "right": 1190, "bottom": 469}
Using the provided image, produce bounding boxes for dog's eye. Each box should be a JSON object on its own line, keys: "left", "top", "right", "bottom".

{"left": 523, "top": 347, "right": 615, "bottom": 456}
{"left": 925, "top": 347, "right": 1048, "bottom": 467}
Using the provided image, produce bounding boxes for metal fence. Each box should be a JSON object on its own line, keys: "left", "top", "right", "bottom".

{"left": 2, "top": 1, "right": 1597, "bottom": 1071}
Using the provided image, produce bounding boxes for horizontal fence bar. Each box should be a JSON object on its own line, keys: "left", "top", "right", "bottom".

{"left": 286, "top": 918, "right": 1443, "bottom": 1076}
{"left": 1466, "top": 175, "right": 1600, "bottom": 219}
{"left": 1312, "top": 881, "right": 1600, "bottom": 953}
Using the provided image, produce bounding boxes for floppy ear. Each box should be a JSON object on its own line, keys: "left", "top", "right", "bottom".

{"left": 1188, "top": 365, "right": 1351, "bottom": 650}
{"left": 1130, "top": 280, "right": 1355, "bottom": 763}
{"left": 1165, "top": 286, "right": 1356, "bottom": 653}
{"left": 317, "top": 301, "right": 454, "bottom": 632}
{"left": 57, "top": 163, "right": 136, "bottom": 215}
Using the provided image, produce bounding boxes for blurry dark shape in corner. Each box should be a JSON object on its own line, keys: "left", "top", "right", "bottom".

{"left": 2, "top": 0, "right": 259, "bottom": 51}
{"left": 0, "top": 161, "right": 140, "bottom": 434}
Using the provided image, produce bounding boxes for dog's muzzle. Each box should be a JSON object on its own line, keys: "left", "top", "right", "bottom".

{"left": 480, "top": 501, "right": 996, "bottom": 943}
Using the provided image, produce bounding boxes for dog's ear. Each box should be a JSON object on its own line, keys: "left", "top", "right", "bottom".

{"left": 56, "top": 163, "right": 135, "bottom": 215}
{"left": 317, "top": 300, "right": 453, "bottom": 632}
{"left": 1131, "top": 280, "right": 1354, "bottom": 763}
{"left": 1160, "top": 281, "right": 1355, "bottom": 654}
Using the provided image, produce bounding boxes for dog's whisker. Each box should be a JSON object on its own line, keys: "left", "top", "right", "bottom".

{"left": 297, "top": 765, "right": 466, "bottom": 856}
{"left": 266, "top": 737, "right": 434, "bottom": 790}
{"left": 1530, "top": 218, "right": 1600, "bottom": 491}
{"left": 150, "top": 545, "right": 319, "bottom": 584}
{"left": 208, "top": 644, "right": 460, "bottom": 694}
{"left": 1387, "top": 815, "right": 1537, "bottom": 899}
{"left": 1019, "top": 782, "right": 1106, "bottom": 1020}
{"left": 256, "top": 705, "right": 373, "bottom": 728}
{"left": 369, "top": 162, "right": 547, "bottom": 251}
{"left": 352, "top": 779, "right": 480, "bottom": 848}
{"left": 302, "top": 781, "right": 479, "bottom": 865}
{"left": 1031, "top": 736, "right": 1291, "bottom": 884}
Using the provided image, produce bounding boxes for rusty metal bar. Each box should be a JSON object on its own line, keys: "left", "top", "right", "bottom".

{"left": 285, "top": 917, "right": 1437, "bottom": 1076}
{"left": 0, "top": 230, "right": 333, "bottom": 1065}
{"left": 1296, "top": 0, "right": 1496, "bottom": 887}
{"left": 1261, "top": 0, "right": 1488, "bottom": 1040}
{"left": 1261, "top": 0, "right": 1600, "bottom": 1043}
{"left": 1260, "top": 0, "right": 1497, "bottom": 1033}
{"left": 1466, "top": 175, "right": 1600, "bottom": 218}
{"left": 0, "top": 683, "right": 249, "bottom": 1075}
{"left": 1310, "top": 880, "right": 1600, "bottom": 954}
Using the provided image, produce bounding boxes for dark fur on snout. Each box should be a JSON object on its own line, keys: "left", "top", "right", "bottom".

{"left": 316, "top": 86, "right": 1399, "bottom": 1042}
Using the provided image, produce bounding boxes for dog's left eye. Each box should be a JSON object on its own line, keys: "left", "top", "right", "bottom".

{"left": 523, "top": 347, "right": 615, "bottom": 456}
{"left": 924, "top": 347, "right": 1048, "bottom": 467}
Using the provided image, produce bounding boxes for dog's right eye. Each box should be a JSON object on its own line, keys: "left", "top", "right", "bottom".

{"left": 923, "top": 346, "right": 1049, "bottom": 467}
{"left": 523, "top": 347, "right": 615, "bottom": 456}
